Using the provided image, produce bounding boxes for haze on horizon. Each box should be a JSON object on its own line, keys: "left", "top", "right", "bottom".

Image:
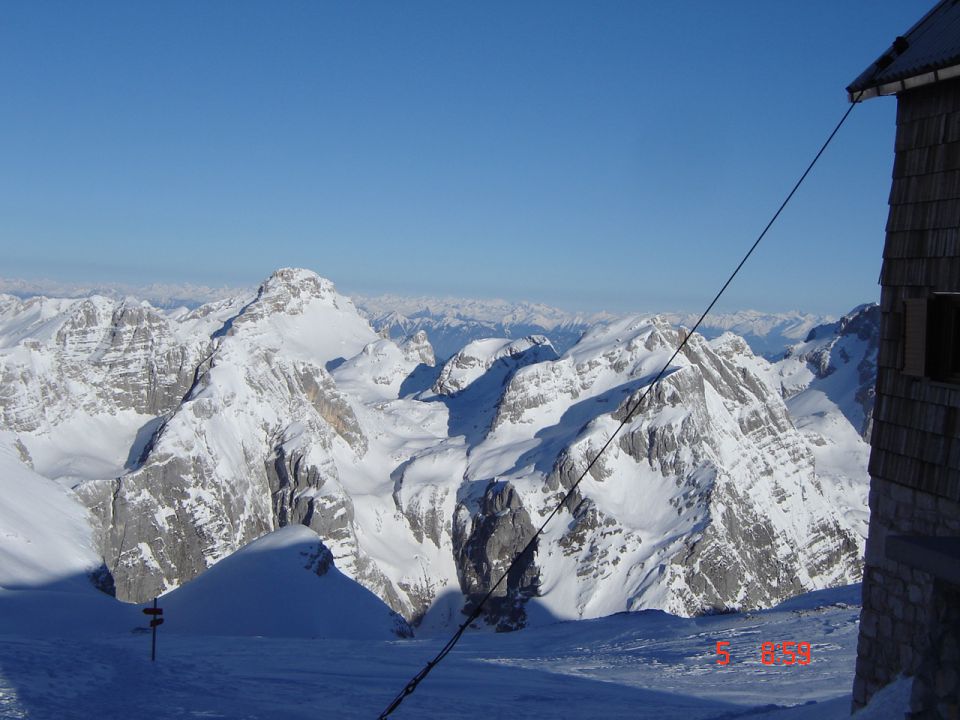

{"left": 0, "top": 270, "right": 857, "bottom": 323}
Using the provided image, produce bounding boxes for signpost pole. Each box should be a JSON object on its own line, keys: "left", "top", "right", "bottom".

{"left": 151, "top": 597, "right": 158, "bottom": 662}
{"left": 142, "top": 600, "right": 164, "bottom": 660}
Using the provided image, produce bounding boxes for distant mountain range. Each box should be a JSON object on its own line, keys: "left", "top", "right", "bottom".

{"left": 355, "top": 294, "right": 834, "bottom": 360}
{"left": 0, "top": 276, "right": 245, "bottom": 310}
{"left": 1, "top": 277, "right": 837, "bottom": 362}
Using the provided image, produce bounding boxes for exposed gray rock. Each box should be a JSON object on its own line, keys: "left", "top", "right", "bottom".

{"left": 293, "top": 364, "right": 367, "bottom": 455}
{"left": 454, "top": 480, "right": 539, "bottom": 631}
{"left": 0, "top": 296, "right": 207, "bottom": 433}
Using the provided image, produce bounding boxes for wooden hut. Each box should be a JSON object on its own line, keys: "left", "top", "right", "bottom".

{"left": 847, "top": 1, "right": 960, "bottom": 716}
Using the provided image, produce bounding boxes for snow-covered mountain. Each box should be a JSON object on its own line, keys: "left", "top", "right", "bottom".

{"left": 0, "top": 269, "right": 872, "bottom": 631}
{"left": 664, "top": 309, "right": 835, "bottom": 360}
{"left": 769, "top": 304, "right": 879, "bottom": 536}
{"left": 0, "top": 276, "right": 247, "bottom": 309}
{"left": 776, "top": 304, "right": 879, "bottom": 440}
{"left": 444, "top": 318, "right": 861, "bottom": 624}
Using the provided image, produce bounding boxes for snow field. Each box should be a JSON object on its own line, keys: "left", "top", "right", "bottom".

{"left": 0, "top": 584, "right": 912, "bottom": 720}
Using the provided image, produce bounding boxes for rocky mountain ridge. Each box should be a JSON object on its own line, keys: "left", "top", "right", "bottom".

{"left": 0, "top": 269, "right": 874, "bottom": 629}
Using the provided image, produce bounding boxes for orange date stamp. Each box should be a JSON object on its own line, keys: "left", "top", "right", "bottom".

{"left": 715, "top": 641, "right": 812, "bottom": 666}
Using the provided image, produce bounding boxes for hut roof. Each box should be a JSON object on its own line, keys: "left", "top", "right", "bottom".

{"left": 847, "top": 0, "right": 960, "bottom": 101}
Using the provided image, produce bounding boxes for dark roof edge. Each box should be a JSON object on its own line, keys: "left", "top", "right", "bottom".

{"left": 849, "top": 61, "right": 960, "bottom": 102}
{"left": 846, "top": 0, "right": 954, "bottom": 101}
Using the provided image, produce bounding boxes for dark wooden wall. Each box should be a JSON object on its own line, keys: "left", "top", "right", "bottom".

{"left": 853, "top": 77, "right": 960, "bottom": 714}
{"left": 872, "top": 76, "right": 960, "bottom": 505}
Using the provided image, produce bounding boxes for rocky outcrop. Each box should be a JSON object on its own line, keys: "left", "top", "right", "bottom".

{"left": 401, "top": 330, "right": 436, "bottom": 367}
{"left": 433, "top": 336, "right": 557, "bottom": 396}
{"left": 454, "top": 481, "right": 539, "bottom": 631}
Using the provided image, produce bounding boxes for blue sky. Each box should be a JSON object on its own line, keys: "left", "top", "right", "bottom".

{"left": 0, "top": 1, "right": 934, "bottom": 315}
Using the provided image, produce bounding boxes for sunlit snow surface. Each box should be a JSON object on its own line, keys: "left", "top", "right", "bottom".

{"left": 0, "top": 584, "right": 910, "bottom": 720}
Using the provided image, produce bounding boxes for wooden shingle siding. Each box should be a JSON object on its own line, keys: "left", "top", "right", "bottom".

{"left": 893, "top": 113, "right": 960, "bottom": 153}
{"left": 888, "top": 171, "right": 960, "bottom": 204}
{"left": 885, "top": 198, "right": 960, "bottom": 231}
{"left": 883, "top": 228, "right": 960, "bottom": 258}
{"left": 852, "top": 12, "right": 960, "bottom": 712}
{"left": 892, "top": 141, "right": 960, "bottom": 178}
{"left": 871, "top": 78, "right": 960, "bottom": 504}
{"left": 880, "top": 254, "right": 960, "bottom": 283}
{"left": 896, "top": 77, "right": 960, "bottom": 123}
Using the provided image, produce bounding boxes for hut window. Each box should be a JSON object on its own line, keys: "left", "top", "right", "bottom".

{"left": 929, "top": 294, "right": 960, "bottom": 383}
{"left": 904, "top": 295, "right": 960, "bottom": 383}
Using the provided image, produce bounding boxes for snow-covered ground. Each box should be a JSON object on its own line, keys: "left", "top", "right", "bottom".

{"left": 0, "top": 583, "right": 911, "bottom": 719}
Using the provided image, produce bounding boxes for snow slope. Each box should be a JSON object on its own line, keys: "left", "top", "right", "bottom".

{"left": 771, "top": 305, "right": 879, "bottom": 537}
{"left": 0, "top": 583, "right": 914, "bottom": 720}
{"left": 159, "top": 525, "right": 412, "bottom": 639}
{"left": 0, "top": 431, "right": 101, "bottom": 592}
{"left": 0, "top": 430, "right": 136, "bottom": 638}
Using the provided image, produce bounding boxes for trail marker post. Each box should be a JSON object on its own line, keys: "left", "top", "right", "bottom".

{"left": 142, "top": 598, "right": 164, "bottom": 661}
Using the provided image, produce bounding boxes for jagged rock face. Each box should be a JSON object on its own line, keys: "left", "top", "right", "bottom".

{"left": 465, "top": 316, "right": 863, "bottom": 619}
{"left": 387, "top": 444, "right": 464, "bottom": 624}
{"left": 453, "top": 480, "right": 539, "bottom": 630}
{"left": 401, "top": 330, "right": 436, "bottom": 367}
{"left": 0, "top": 274, "right": 871, "bottom": 629}
{"left": 0, "top": 295, "right": 207, "bottom": 433}
{"left": 78, "top": 271, "right": 382, "bottom": 603}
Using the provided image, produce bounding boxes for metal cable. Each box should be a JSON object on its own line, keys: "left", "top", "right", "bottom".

{"left": 377, "top": 89, "right": 865, "bottom": 719}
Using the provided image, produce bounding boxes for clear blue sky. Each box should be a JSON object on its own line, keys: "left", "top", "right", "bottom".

{"left": 0, "top": 1, "right": 935, "bottom": 315}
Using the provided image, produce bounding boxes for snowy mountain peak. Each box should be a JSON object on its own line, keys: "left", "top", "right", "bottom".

{"left": 433, "top": 336, "right": 557, "bottom": 396}
{"left": 258, "top": 268, "right": 338, "bottom": 306}
{"left": 227, "top": 268, "right": 357, "bottom": 329}
{"left": 212, "top": 269, "right": 376, "bottom": 365}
